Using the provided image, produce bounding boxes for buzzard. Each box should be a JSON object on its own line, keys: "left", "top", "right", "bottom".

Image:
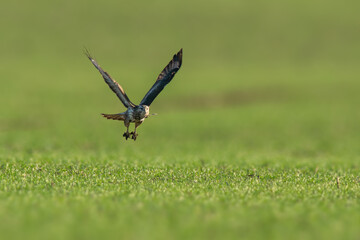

{"left": 86, "top": 49, "right": 183, "bottom": 140}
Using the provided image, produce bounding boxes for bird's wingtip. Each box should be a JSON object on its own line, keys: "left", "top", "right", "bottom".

{"left": 176, "top": 48, "right": 183, "bottom": 66}
{"left": 83, "top": 48, "right": 93, "bottom": 60}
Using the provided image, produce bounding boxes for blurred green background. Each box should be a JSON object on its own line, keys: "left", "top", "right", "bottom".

{"left": 0, "top": 0, "right": 359, "bottom": 239}
{"left": 1, "top": 0, "right": 359, "bottom": 155}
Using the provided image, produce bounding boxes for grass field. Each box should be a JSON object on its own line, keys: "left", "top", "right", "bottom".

{"left": 1, "top": 0, "right": 360, "bottom": 239}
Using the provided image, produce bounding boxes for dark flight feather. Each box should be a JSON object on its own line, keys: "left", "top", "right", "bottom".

{"left": 85, "top": 50, "right": 136, "bottom": 108}
{"left": 140, "top": 49, "right": 183, "bottom": 106}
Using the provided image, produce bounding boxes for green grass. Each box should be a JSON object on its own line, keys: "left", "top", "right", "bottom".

{"left": 0, "top": 156, "right": 359, "bottom": 240}
{"left": 1, "top": 0, "right": 360, "bottom": 239}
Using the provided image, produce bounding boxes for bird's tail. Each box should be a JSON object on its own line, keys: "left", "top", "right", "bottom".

{"left": 101, "top": 113, "right": 125, "bottom": 121}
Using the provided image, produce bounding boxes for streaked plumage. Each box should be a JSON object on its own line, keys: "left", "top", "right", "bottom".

{"left": 86, "top": 49, "right": 182, "bottom": 140}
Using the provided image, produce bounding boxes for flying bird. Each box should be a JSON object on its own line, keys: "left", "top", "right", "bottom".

{"left": 86, "top": 49, "right": 183, "bottom": 140}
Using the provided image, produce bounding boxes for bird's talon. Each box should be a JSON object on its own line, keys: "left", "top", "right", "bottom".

{"left": 123, "top": 132, "right": 130, "bottom": 140}
{"left": 132, "top": 134, "right": 137, "bottom": 140}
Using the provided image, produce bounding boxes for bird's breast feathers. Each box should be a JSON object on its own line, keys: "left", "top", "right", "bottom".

{"left": 126, "top": 106, "right": 149, "bottom": 122}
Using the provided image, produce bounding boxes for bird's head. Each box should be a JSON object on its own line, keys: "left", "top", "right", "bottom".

{"left": 140, "top": 105, "right": 150, "bottom": 117}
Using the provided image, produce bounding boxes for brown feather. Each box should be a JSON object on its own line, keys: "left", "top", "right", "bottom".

{"left": 101, "top": 113, "right": 126, "bottom": 121}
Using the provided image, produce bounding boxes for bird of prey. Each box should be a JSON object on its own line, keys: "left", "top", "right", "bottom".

{"left": 86, "top": 49, "right": 183, "bottom": 140}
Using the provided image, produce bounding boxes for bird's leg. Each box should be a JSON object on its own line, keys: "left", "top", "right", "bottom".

{"left": 123, "top": 122, "right": 130, "bottom": 140}
{"left": 131, "top": 122, "right": 140, "bottom": 141}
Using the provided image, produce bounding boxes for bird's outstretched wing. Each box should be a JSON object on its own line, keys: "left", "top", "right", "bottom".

{"left": 85, "top": 50, "right": 136, "bottom": 108}
{"left": 140, "top": 49, "right": 183, "bottom": 106}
